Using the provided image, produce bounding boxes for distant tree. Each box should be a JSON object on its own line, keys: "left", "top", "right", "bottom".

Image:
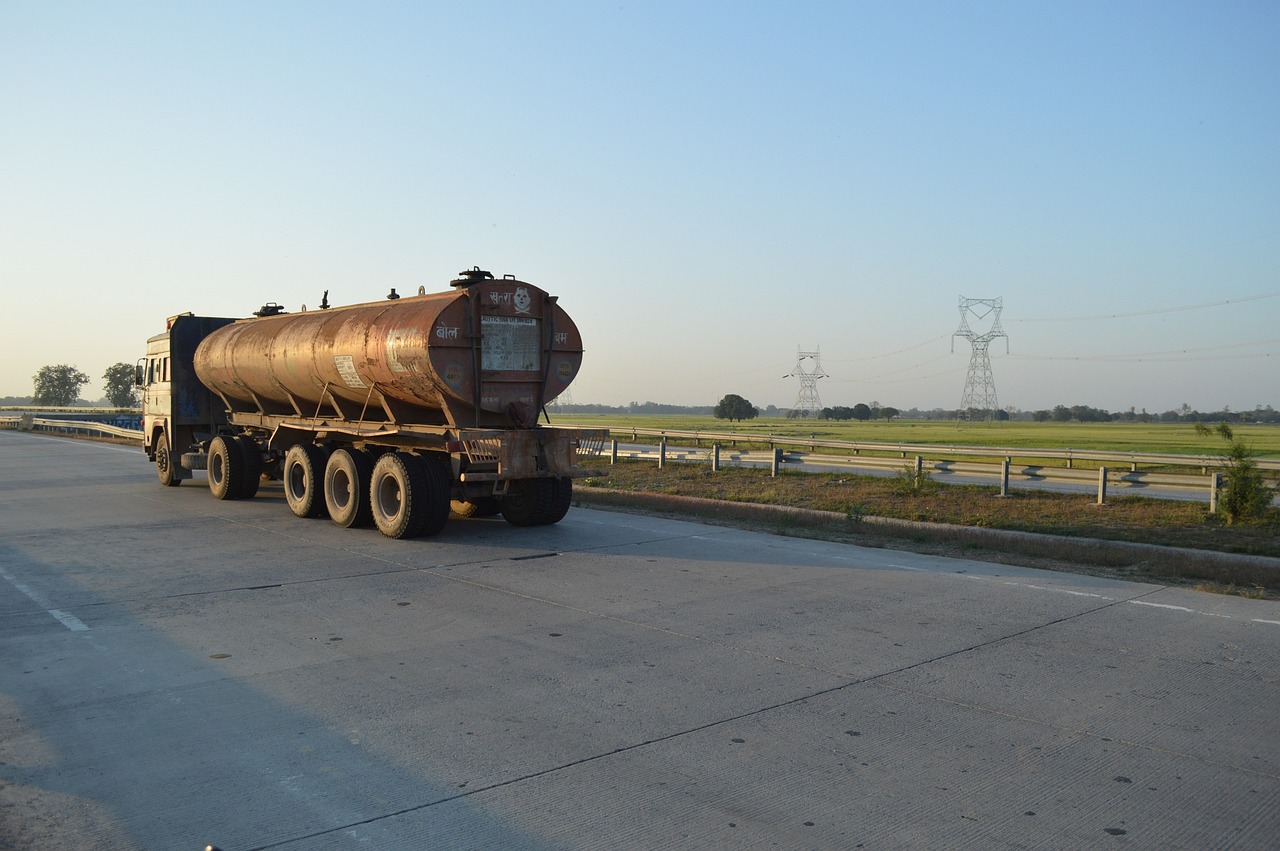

{"left": 714, "top": 394, "right": 758, "bottom": 422}
{"left": 32, "top": 364, "right": 90, "bottom": 406}
{"left": 102, "top": 362, "right": 139, "bottom": 408}
{"left": 851, "top": 403, "right": 872, "bottom": 421}
{"left": 880, "top": 406, "right": 900, "bottom": 420}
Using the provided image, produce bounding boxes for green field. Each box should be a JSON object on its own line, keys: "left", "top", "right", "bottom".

{"left": 549, "top": 414, "right": 1280, "bottom": 458}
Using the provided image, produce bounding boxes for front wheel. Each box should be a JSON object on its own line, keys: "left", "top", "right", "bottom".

{"left": 155, "top": 430, "right": 181, "bottom": 487}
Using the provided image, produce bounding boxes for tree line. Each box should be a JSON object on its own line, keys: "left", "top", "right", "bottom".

{"left": 5, "top": 363, "right": 139, "bottom": 408}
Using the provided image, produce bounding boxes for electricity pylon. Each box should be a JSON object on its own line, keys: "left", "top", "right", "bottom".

{"left": 952, "top": 297, "right": 1007, "bottom": 422}
{"left": 787, "top": 348, "right": 827, "bottom": 418}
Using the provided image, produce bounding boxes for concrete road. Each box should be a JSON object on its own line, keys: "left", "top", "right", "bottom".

{"left": 1, "top": 430, "right": 1277, "bottom": 850}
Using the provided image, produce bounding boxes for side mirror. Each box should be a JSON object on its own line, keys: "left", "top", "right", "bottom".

{"left": 135, "top": 359, "right": 146, "bottom": 387}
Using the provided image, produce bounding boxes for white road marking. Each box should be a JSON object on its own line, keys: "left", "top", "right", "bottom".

{"left": 0, "top": 566, "right": 90, "bottom": 631}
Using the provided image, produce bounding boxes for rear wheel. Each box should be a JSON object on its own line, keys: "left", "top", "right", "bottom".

{"left": 208, "top": 436, "right": 244, "bottom": 500}
{"left": 545, "top": 477, "right": 573, "bottom": 525}
{"left": 500, "top": 478, "right": 556, "bottom": 527}
{"left": 371, "top": 452, "right": 451, "bottom": 538}
{"left": 155, "top": 430, "right": 181, "bottom": 487}
{"left": 284, "top": 443, "right": 329, "bottom": 518}
{"left": 324, "top": 448, "right": 373, "bottom": 528}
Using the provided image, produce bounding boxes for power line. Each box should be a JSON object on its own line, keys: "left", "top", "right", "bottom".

{"left": 828, "top": 353, "right": 954, "bottom": 381}
{"left": 822, "top": 334, "right": 951, "bottom": 363}
{"left": 1007, "top": 337, "right": 1279, "bottom": 363}
{"left": 1014, "top": 290, "right": 1280, "bottom": 323}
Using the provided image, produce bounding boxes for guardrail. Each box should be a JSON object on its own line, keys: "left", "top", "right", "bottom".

{"left": 591, "top": 425, "right": 1280, "bottom": 473}
{"left": 0, "top": 415, "right": 143, "bottom": 441}
{"left": 608, "top": 440, "right": 1279, "bottom": 509}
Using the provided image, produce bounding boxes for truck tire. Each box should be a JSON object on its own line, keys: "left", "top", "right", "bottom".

{"left": 370, "top": 452, "right": 450, "bottom": 539}
{"left": 500, "top": 478, "right": 556, "bottom": 527}
{"left": 324, "top": 448, "right": 373, "bottom": 528}
{"left": 284, "top": 443, "right": 329, "bottom": 518}
{"left": 417, "top": 453, "right": 453, "bottom": 537}
{"left": 545, "top": 477, "right": 573, "bottom": 525}
{"left": 450, "top": 497, "right": 500, "bottom": 519}
{"left": 155, "top": 430, "right": 181, "bottom": 487}
{"left": 233, "top": 435, "right": 262, "bottom": 499}
{"left": 208, "top": 436, "right": 244, "bottom": 500}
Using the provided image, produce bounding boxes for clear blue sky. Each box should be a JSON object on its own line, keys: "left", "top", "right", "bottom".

{"left": 3, "top": 1, "right": 1277, "bottom": 413}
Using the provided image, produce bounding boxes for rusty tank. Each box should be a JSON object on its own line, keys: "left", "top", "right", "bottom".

{"left": 193, "top": 268, "right": 584, "bottom": 429}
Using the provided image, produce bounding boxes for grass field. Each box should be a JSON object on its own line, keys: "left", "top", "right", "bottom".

{"left": 550, "top": 413, "right": 1280, "bottom": 458}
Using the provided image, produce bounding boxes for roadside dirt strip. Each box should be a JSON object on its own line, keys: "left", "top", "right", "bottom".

{"left": 1, "top": 430, "right": 1277, "bottom": 850}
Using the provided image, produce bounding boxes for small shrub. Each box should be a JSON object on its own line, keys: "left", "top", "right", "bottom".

{"left": 1197, "top": 423, "right": 1271, "bottom": 524}
{"left": 888, "top": 463, "right": 938, "bottom": 497}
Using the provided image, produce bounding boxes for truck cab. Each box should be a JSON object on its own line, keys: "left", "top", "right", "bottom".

{"left": 138, "top": 313, "right": 237, "bottom": 485}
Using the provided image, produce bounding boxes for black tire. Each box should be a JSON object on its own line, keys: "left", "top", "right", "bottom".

{"left": 324, "top": 448, "right": 373, "bottom": 528}
{"left": 233, "top": 435, "right": 262, "bottom": 499}
{"left": 284, "top": 443, "right": 329, "bottom": 518}
{"left": 500, "top": 478, "right": 556, "bottom": 527}
{"left": 370, "top": 452, "right": 426, "bottom": 538}
{"left": 370, "top": 452, "right": 451, "bottom": 539}
{"left": 450, "top": 497, "right": 500, "bottom": 519}
{"left": 545, "top": 477, "right": 573, "bottom": 525}
{"left": 155, "top": 430, "right": 181, "bottom": 487}
{"left": 208, "top": 435, "right": 244, "bottom": 500}
{"left": 417, "top": 453, "right": 454, "bottom": 537}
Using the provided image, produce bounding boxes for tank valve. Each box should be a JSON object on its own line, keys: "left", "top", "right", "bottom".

{"left": 253, "top": 303, "right": 286, "bottom": 317}
{"left": 387, "top": 288, "right": 400, "bottom": 300}
{"left": 450, "top": 266, "right": 494, "bottom": 288}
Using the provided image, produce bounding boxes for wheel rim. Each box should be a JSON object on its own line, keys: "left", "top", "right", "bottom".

{"left": 376, "top": 473, "right": 403, "bottom": 521}
{"left": 287, "top": 460, "right": 307, "bottom": 502}
{"left": 331, "top": 468, "right": 352, "bottom": 511}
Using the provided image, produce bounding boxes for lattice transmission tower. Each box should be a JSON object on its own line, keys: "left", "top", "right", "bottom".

{"left": 787, "top": 347, "right": 827, "bottom": 418}
{"left": 952, "top": 297, "right": 1008, "bottom": 422}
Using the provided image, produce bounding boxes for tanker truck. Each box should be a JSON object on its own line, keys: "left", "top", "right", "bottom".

{"left": 137, "top": 267, "right": 607, "bottom": 538}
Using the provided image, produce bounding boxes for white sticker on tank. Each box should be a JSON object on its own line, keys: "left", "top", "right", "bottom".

{"left": 333, "top": 355, "right": 368, "bottom": 389}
